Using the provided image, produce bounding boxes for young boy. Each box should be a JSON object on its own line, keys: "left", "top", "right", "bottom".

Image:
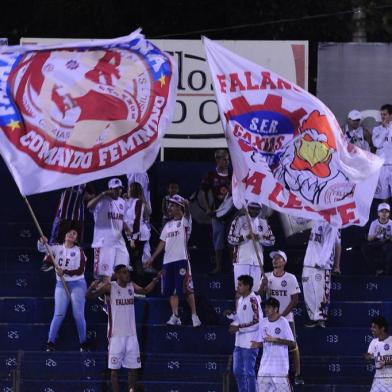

{"left": 161, "top": 180, "right": 180, "bottom": 228}
{"left": 362, "top": 202, "right": 392, "bottom": 275}
{"left": 251, "top": 297, "right": 295, "bottom": 392}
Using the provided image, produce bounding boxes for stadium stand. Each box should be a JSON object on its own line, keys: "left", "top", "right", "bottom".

{"left": 0, "top": 158, "right": 385, "bottom": 391}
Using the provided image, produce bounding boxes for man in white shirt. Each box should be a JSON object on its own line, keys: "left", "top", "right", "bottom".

{"left": 372, "top": 104, "right": 392, "bottom": 199}
{"left": 86, "top": 264, "right": 160, "bottom": 392}
{"left": 362, "top": 202, "right": 392, "bottom": 276}
{"left": 259, "top": 250, "right": 303, "bottom": 385}
{"left": 342, "top": 109, "right": 370, "bottom": 151}
{"left": 146, "top": 194, "right": 201, "bottom": 327}
{"left": 302, "top": 221, "right": 340, "bottom": 328}
{"left": 87, "top": 178, "right": 131, "bottom": 283}
{"left": 365, "top": 316, "right": 392, "bottom": 391}
{"left": 226, "top": 275, "right": 261, "bottom": 392}
{"left": 251, "top": 297, "right": 295, "bottom": 392}
{"left": 228, "top": 202, "right": 275, "bottom": 293}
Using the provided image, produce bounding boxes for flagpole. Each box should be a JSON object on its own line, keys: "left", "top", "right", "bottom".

{"left": 243, "top": 204, "right": 264, "bottom": 274}
{"left": 23, "top": 196, "right": 71, "bottom": 298}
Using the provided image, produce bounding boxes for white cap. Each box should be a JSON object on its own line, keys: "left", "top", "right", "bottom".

{"left": 168, "top": 194, "right": 185, "bottom": 207}
{"left": 378, "top": 202, "right": 390, "bottom": 212}
{"left": 348, "top": 110, "right": 362, "bottom": 121}
{"left": 108, "top": 178, "right": 123, "bottom": 189}
{"left": 269, "top": 250, "right": 287, "bottom": 262}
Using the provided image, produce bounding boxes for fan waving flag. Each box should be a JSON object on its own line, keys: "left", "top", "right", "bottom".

{"left": 0, "top": 29, "right": 177, "bottom": 195}
{"left": 203, "top": 37, "right": 383, "bottom": 227}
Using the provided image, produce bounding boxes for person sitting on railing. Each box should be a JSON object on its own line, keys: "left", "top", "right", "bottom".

{"left": 37, "top": 229, "right": 88, "bottom": 352}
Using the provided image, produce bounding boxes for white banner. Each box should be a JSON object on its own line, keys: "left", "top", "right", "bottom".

{"left": 203, "top": 37, "right": 383, "bottom": 227}
{"left": 0, "top": 30, "right": 177, "bottom": 195}
{"left": 20, "top": 37, "right": 308, "bottom": 148}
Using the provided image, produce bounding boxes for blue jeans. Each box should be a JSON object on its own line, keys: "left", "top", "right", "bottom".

{"left": 211, "top": 217, "right": 226, "bottom": 251}
{"left": 48, "top": 279, "right": 87, "bottom": 344}
{"left": 233, "top": 346, "right": 258, "bottom": 392}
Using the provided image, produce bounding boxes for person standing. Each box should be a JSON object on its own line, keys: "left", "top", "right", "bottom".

{"left": 200, "top": 149, "right": 232, "bottom": 273}
{"left": 228, "top": 202, "right": 275, "bottom": 293}
{"left": 37, "top": 230, "right": 88, "bottom": 352}
{"left": 342, "top": 109, "right": 370, "bottom": 151}
{"left": 259, "top": 250, "right": 303, "bottom": 385}
{"left": 87, "top": 178, "right": 131, "bottom": 283}
{"left": 362, "top": 202, "right": 392, "bottom": 275}
{"left": 124, "top": 182, "right": 152, "bottom": 276}
{"left": 372, "top": 104, "right": 392, "bottom": 200}
{"left": 146, "top": 195, "right": 201, "bottom": 327}
{"left": 302, "top": 221, "right": 340, "bottom": 328}
{"left": 41, "top": 183, "right": 95, "bottom": 272}
{"left": 86, "top": 264, "right": 160, "bottom": 392}
{"left": 226, "top": 275, "right": 260, "bottom": 392}
{"left": 251, "top": 297, "right": 295, "bottom": 392}
{"left": 365, "top": 316, "right": 392, "bottom": 391}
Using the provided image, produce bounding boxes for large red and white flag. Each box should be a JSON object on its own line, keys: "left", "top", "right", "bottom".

{"left": 0, "top": 29, "right": 177, "bottom": 195}
{"left": 203, "top": 38, "right": 383, "bottom": 226}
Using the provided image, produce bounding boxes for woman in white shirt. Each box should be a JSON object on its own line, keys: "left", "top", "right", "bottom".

{"left": 37, "top": 229, "right": 88, "bottom": 352}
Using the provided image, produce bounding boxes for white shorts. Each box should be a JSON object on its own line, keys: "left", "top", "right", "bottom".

{"left": 257, "top": 375, "right": 291, "bottom": 392}
{"left": 233, "top": 264, "right": 262, "bottom": 292}
{"left": 375, "top": 165, "right": 392, "bottom": 199}
{"left": 108, "top": 335, "right": 141, "bottom": 370}
{"left": 93, "top": 246, "right": 129, "bottom": 278}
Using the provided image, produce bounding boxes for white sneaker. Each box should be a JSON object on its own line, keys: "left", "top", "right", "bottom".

{"left": 192, "top": 314, "right": 202, "bottom": 327}
{"left": 167, "top": 314, "right": 181, "bottom": 325}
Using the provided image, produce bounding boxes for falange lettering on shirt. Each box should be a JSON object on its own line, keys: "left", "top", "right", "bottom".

{"left": 107, "top": 212, "right": 124, "bottom": 220}
{"left": 167, "top": 230, "right": 180, "bottom": 238}
{"left": 115, "top": 298, "right": 134, "bottom": 305}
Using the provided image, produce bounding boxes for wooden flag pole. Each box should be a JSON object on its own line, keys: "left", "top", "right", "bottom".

{"left": 23, "top": 196, "right": 71, "bottom": 298}
{"left": 243, "top": 204, "right": 264, "bottom": 274}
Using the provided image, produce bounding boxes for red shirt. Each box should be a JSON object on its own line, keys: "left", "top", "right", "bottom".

{"left": 201, "top": 169, "right": 232, "bottom": 209}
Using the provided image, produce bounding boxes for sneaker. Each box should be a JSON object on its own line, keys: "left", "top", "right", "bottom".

{"left": 376, "top": 269, "right": 384, "bottom": 277}
{"left": 46, "top": 341, "right": 55, "bottom": 352}
{"left": 294, "top": 375, "right": 305, "bottom": 385}
{"left": 192, "top": 314, "right": 202, "bottom": 327}
{"left": 317, "top": 320, "right": 326, "bottom": 328}
{"left": 166, "top": 314, "right": 181, "bottom": 326}
{"left": 80, "top": 341, "right": 90, "bottom": 352}
{"left": 304, "top": 320, "right": 318, "bottom": 328}
{"left": 41, "top": 262, "right": 54, "bottom": 272}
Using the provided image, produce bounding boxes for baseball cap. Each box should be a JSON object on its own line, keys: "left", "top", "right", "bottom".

{"left": 269, "top": 250, "right": 288, "bottom": 262}
{"left": 378, "top": 202, "right": 390, "bottom": 212}
{"left": 247, "top": 201, "right": 261, "bottom": 209}
{"left": 108, "top": 178, "right": 123, "bottom": 189}
{"left": 168, "top": 194, "right": 185, "bottom": 207}
{"left": 348, "top": 110, "right": 362, "bottom": 121}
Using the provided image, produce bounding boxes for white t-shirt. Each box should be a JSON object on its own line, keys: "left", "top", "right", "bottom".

{"left": 91, "top": 196, "right": 127, "bottom": 249}
{"left": 368, "top": 219, "right": 392, "bottom": 241}
{"left": 37, "top": 241, "right": 86, "bottom": 282}
{"left": 232, "top": 292, "right": 262, "bottom": 349}
{"left": 303, "top": 221, "right": 340, "bottom": 269}
{"left": 124, "top": 198, "right": 151, "bottom": 241}
{"left": 373, "top": 123, "right": 392, "bottom": 165}
{"left": 368, "top": 336, "right": 392, "bottom": 379}
{"left": 228, "top": 214, "right": 275, "bottom": 266}
{"left": 160, "top": 216, "right": 192, "bottom": 264}
{"left": 106, "top": 281, "right": 136, "bottom": 337}
{"left": 343, "top": 124, "right": 370, "bottom": 151}
{"left": 257, "top": 316, "right": 294, "bottom": 377}
{"left": 265, "top": 271, "right": 301, "bottom": 322}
